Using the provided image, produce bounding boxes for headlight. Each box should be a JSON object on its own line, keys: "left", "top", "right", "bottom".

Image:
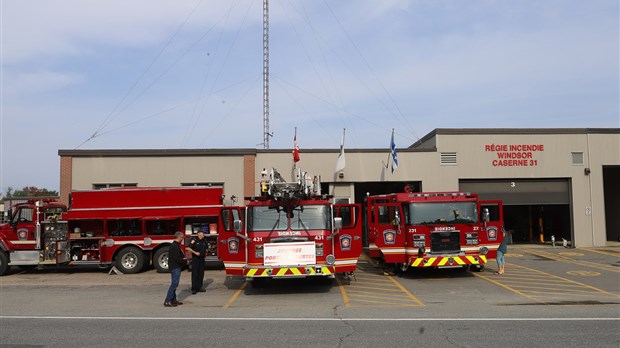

{"left": 466, "top": 232, "right": 478, "bottom": 245}
{"left": 255, "top": 244, "right": 263, "bottom": 258}
{"left": 316, "top": 243, "right": 324, "bottom": 257}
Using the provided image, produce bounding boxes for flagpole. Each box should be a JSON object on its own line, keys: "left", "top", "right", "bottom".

{"left": 336, "top": 128, "right": 346, "bottom": 175}
{"left": 385, "top": 128, "right": 394, "bottom": 169}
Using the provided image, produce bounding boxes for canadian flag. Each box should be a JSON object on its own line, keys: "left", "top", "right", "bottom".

{"left": 292, "top": 129, "right": 300, "bottom": 163}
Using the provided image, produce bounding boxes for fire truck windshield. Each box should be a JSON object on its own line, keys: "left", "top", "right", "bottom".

{"left": 249, "top": 205, "right": 331, "bottom": 231}
{"left": 409, "top": 202, "right": 478, "bottom": 225}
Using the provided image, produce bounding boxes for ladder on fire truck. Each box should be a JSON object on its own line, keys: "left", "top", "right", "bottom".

{"left": 259, "top": 168, "right": 322, "bottom": 202}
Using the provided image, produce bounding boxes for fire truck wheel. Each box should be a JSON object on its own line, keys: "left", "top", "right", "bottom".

{"left": 153, "top": 247, "right": 169, "bottom": 273}
{"left": 469, "top": 264, "right": 485, "bottom": 272}
{"left": 0, "top": 251, "right": 10, "bottom": 276}
{"left": 115, "top": 247, "right": 145, "bottom": 274}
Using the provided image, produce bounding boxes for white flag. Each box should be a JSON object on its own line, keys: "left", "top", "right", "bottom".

{"left": 335, "top": 129, "right": 346, "bottom": 173}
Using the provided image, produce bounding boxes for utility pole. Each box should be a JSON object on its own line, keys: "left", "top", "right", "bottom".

{"left": 262, "top": 0, "right": 270, "bottom": 149}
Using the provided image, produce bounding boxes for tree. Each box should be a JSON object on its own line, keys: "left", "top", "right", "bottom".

{"left": 5, "top": 186, "right": 58, "bottom": 198}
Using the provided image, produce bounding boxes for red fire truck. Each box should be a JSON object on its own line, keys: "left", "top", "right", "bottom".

{"left": 217, "top": 168, "right": 363, "bottom": 286}
{"left": 0, "top": 186, "right": 225, "bottom": 275}
{"left": 366, "top": 191, "right": 504, "bottom": 273}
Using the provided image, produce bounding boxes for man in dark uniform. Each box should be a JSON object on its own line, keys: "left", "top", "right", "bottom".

{"left": 186, "top": 230, "right": 207, "bottom": 294}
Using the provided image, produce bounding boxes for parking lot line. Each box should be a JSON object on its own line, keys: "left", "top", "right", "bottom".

{"left": 338, "top": 259, "right": 425, "bottom": 307}
{"left": 582, "top": 247, "right": 620, "bottom": 258}
{"left": 522, "top": 248, "right": 620, "bottom": 273}
{"left": 474, "top": 263, "right": 620, "bottom": 304}
{"left": 223, "top": 281, "right": 247, "bottom": 309}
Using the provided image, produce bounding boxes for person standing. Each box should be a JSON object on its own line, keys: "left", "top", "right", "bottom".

{"left": 186, "top": 230, "right": 208, "bottom": 294}
{"left": 164, "top": 232, "right": 185, "bottom": 307}
{"left": 496, "top": 229, "right": 508, "bottom": 275}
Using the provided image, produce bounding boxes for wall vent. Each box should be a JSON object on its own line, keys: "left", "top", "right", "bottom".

{"left": 440, "top": 152, "right": 457, "bottom": 165}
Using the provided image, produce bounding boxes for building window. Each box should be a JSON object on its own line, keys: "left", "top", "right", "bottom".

{"left": 181, "top": 182, "right": 224, "bottom": 188}
{"left": 440, "top": 152, "right": 458, "bottom": 165}
{"left": 92, "top": 183, "right": 138, "bottom": 190}
{"left": 571, "top": 152, "right": 584, "bottom": 165}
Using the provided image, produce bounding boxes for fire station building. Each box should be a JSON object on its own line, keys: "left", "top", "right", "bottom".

{"left": 58, "top": 128, "right": 620, "bottom": 248}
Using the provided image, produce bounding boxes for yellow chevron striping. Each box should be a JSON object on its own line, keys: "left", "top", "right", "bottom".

{"left": 437, "top": 258, "right": 449, "bottom": 266}
{"left": 247, "top": 269, "right": 257, "bottom": 277}
{"left": 291, "top": 268, "right": 303, "bottom": 276}
{"left": 454, "top": 257, "right": 466, "bottom": 265}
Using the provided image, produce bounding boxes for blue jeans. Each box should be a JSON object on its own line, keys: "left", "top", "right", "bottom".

{"left": 496, "top": 251, "right": 505, "bottom": 267}
{"left": 165, "top": 267, "right": 181, "bottom": 302}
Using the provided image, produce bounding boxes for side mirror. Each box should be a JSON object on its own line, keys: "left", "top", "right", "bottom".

{"left": 482, "top": 208, "right": 490, "bottom": 222}
{"left": 7, "top": 208, "right": 13, "bottom": 224}
{"left": 393, "top": 211, "right": 401, "bottom": 226}
{"left": 233, "top": 219, "right": 242, "bottom": 233}
{"left": 333, "top": 217, "right": 343, "bottom": 231}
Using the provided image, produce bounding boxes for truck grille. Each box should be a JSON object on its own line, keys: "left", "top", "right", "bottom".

{"left": 430, "top": 231, "right": 461, "bottom": 254}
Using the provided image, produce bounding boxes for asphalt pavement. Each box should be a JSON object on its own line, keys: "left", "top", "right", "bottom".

{"left": 1, "top": 244, "right": 619, "bottom": 347}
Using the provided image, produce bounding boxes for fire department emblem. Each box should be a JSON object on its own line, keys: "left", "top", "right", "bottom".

{"left": 487, "top": 226, "right": 498, "bottom": 241}
{"left": 17, "top": 228, "right": 28, "bottom": 241}
{"left": 383, "top": 229, "right": 396, "bottom": 245}
{"left": 340, "top": 234, "right": 352, "bottom": 251}
{"left": 227, "top": 237, "right": 239, "bottom": 254}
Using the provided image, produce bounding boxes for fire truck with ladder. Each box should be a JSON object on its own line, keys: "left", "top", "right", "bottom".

{"left": 217, "top": 168, "right": 363, "bottom": 287}
{"left": 365, "top": 191, "right": 504, "bottom": 273}
{"left": 0, "top": 186, "right": 225, "bottom": 276}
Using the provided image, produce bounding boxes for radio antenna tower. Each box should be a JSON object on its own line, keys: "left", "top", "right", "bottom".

{"left": 262, "top": 0, "right": 270, "bottom": 149}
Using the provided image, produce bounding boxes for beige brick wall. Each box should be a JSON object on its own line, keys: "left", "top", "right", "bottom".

{"left": 243, "top": 155, "right": 256, "bottom": 204}
{"left": 59, "top": 156, "right": 72, "bottom": 207}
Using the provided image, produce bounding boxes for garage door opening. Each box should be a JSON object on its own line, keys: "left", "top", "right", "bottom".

{"left": 504, "top": 205, "right": 571, "bottom": 244}
{"left": 603, "top": 166, "right": 620, "bottom": 242}
{"left": 460, "top": 179, "right": 572, "bottom": 245}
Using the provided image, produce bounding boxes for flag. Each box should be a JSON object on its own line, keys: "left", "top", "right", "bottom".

{"left": 335, "top": 129, "right": 346, "bottom": 173}
{"left": 390, "top": 129, "right": 398, "bottom": 173}
{"left": 292, "top": 128, "right": 300, "bottom": 163}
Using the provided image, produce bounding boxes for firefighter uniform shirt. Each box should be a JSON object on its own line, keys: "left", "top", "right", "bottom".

{"left": 189, "top": 236, "right": 208, "bottom": 259}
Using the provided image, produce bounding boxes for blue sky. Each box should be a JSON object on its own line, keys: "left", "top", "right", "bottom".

{"left": 1, "top": 0, "right": 618, "bottom": 192}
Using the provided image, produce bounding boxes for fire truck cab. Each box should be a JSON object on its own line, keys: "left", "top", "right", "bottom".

{"left": 217, "top": 168, "right": 362, "bottom": 286}
{"left": 0, "top": 187, "right": 226, "bottom": 275}
{"left": 366, "top": 191, "right": 504, "bottom": 273}
{"left": 0, "top": 199, "right": 67, "bottom": 275}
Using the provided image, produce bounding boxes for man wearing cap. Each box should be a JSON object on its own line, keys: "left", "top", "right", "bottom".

{"left": 186, "top": 230, "right": 208, "bottom": 294}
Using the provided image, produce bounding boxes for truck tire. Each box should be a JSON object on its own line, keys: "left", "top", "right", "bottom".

{"left": 0, "top": 251, "right": 10, "bottom": 276}
{"left": 153, "top": 247, "right": 170, "bottom": 273}
{"left": 469, "top": 264, "right": 484, "bottom": 272}
{"left": 115, "top": 247, "right": 145, "bottom": 274}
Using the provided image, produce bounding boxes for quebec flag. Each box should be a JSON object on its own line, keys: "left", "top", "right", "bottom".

{"left": 390, "top": 130, "right": 398, "bottom": 173}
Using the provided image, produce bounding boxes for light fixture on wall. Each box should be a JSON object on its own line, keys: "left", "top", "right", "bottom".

{"left": 338, "top": 170, "right": 344, "bottom": 178}
{"left": 584, "top": 168, "right": 591, "bottom": 175}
